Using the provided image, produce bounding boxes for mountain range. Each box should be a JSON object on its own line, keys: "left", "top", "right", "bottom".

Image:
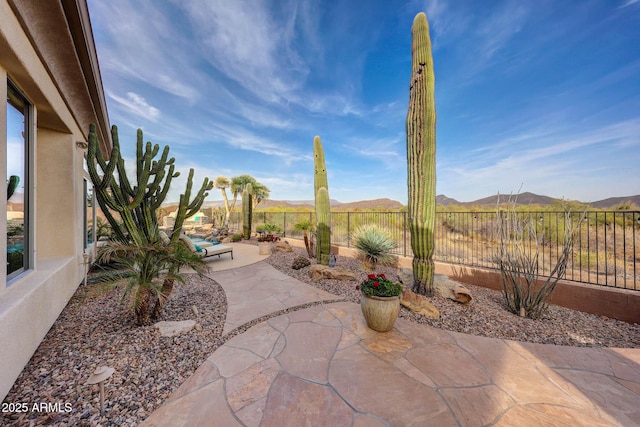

{"left": 198, "top": 193, "right": 640, "bottom": 210}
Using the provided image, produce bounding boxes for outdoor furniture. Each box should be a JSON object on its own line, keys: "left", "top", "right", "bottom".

{"left": 178, "top": 234, "right": 233, "bottom": 260}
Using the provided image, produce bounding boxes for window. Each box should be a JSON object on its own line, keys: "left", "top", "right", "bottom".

{"left": 84, "top": 178, "right": 95, "bottom": 248}
{"left": 6, "top": 80, "right": 30, "bottom": 280}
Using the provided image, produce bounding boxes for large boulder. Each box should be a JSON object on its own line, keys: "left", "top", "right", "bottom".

{"left": 397, "top": 268, "right": 414, "bottom": 288}
{"left": 434, "top": 274, "right": 473, "bottom": 304}
{"left": 397, "top": 268, "right": 472, "bottom": 304}
{"left": 309, "top": 264, "right": 357, "bottom": 281}
{"left": 400, "top": 289, "right": 440, "bottom": 318}
{"left": 273, "top": 241, "right": 293, "bottom": 252}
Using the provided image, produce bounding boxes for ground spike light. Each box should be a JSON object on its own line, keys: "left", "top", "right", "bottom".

{"left": 86, "top": 366, "right": 115, "bottom": 413}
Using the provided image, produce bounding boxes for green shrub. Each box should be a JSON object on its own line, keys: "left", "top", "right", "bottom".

{"left": 232, "top": 233, "right": 242, "bottom": 242}
{"left": 256, "top": 223, "right": 282, "bottom": 234}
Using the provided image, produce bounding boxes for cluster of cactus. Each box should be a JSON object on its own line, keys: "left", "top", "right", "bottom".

{"left": 406, "top": 12, "right": 437, "bottom": 296}
{"left": 313, "top": 136, "right": 331, "bottom": 265}
{"left": 86, "top": 123, "right": 213, "bottom": 245}
{"left": 7, "top": 175, "right": 19, "bottom": 200}
{"left": 242, "top": 183, "right": 253, "bottom": 239}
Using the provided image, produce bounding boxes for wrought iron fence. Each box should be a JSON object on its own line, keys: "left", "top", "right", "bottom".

{"left": 230, "top": 210, "right": 639, "bottom": 291}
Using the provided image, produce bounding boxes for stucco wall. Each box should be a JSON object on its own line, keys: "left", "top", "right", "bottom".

{"left": 0, "top": 1, "right": 104, "bottom": 401}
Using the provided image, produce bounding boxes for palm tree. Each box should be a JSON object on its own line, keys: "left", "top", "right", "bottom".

{"left": 251, "top": 181, "right": 271, "bottom": 209}
{"left": 95, "top": 238, "right": 208, "bottom": 325}
{"left": 214, "top": 176, "right": 232, "bottom": 226}
{"left": 294, "top": 219, "right": 315, "bottom": 258}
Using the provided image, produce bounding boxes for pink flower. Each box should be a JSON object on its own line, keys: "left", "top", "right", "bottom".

{"left": 355, "top": 285, "right": 360, "bottom": 291}
{"left": 373, "top": 281, "right": 380, "bottom": 287}
{"left": 368, "top": 274, "right": 376, "bottom": 280}
{"left": 377, "top": 273, "right": 386, "bottom": 279}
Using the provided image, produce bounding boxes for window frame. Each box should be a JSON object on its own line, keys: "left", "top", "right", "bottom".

{"left": 6, "top": 79, "right": 33, "bottom": 283}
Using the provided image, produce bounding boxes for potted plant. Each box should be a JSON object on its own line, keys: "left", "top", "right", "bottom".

{"left": 357, "top": 273, "right": 403, "bottom": 332}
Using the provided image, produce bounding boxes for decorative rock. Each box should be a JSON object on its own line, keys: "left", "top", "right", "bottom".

{"left": 273, "top": 241, "right": 293, "bottom": 252}
{"left": 292, "top": 256, "right": 311, "bottom": 270}
{"left": 191, "top": 305, "right": 199, "bottom": 316}
{"left": 400, "top": 289, "right": 440, "bottom": 318}
{"left": 309, "top": 264, "right": 357, "bottom": 281}
{"left": 194, "top": 323, "right": 203, "bottom": 331}
{"left": 397, "top": 268, "right": 414, "bottom": 288}
{"left": 154, "top": 320, "right": 196, "bottom": 337}
{"left": 398, "top": 269, "right": 472, "bottom": 304}
{"left": 434, "top": 274, "right": 473, "bottom": 304}
{"left": 221, "top": 237, "right": 233, "bottom": 244}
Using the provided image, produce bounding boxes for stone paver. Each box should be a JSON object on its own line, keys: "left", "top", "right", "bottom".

{"left": 211, "top": 261, "right": 341, "bottom": 334}
{"left": 142, "top": 260, "right": 640, "bottom": 426}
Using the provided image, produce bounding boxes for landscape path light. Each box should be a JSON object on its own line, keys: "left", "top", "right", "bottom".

{"left": 86, "top": 366, "right": 115, "bottom": 413}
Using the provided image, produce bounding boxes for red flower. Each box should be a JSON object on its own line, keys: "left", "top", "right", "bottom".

{"left": 373, "top": 281, "right": 380, "bottom": 287}
{"left": 355, "top": 285, "right": 360, "bottom": 291}
{"left": 368, "top": 274, "right": 376, "bottom": 280}
{"left": 377, "top": 273, "right": 386, "bottom": 279}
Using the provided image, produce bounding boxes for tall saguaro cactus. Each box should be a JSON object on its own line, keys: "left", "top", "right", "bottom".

{"left": 313, "top": 136, "right": 331, "bottom": 265}
{"left": 242, "top": 183, "right": 253, "bottom": 239}
{"left": 406, "top": 12, "right": 437, "bottom": 296}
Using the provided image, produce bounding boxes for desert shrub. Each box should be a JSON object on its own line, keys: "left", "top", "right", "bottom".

{"left": 232, "top": 233, "right": 242, "bottom": 242}
{"left": 256, "top": 223, "right": 282, "bottom": 234}
{"left": 495, "top": 208, "right": 583, "bottom": 319}
{"left": 351, "top": 224, "right": 397, "bottom": 270}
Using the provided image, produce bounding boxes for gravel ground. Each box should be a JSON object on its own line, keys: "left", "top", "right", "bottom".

{"left": 1, "top": 274, "right": 227, "bottom": 426}
{"left": 264, "top": 247, "right": 640, "bottom": 348}
{"left": 2, "top": 245, "right": 638, "bottom": 426}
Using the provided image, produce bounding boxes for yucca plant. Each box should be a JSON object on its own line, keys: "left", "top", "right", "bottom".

{"left": 351, "top": 224, "right": 397, "bottom": 270}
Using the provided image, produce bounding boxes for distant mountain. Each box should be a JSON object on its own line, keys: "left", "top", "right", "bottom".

{"left": 333, "top": 198, "right": 404, "bottom": 210}
{"left": 467, "top": 192, "right": 559, "bottom": 207}
{"left": 589, "top": 195, "right": 640, "bottom": 209}
{"left": 436, "top": 194, "right": 461, "bottom": 206}
{"left": 436, "top": 192, "right": 640, "bottom": 208}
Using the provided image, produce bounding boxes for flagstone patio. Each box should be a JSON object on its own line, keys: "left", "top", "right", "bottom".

{"left": 141, "top": 260, "right": 640, "bottom": 426}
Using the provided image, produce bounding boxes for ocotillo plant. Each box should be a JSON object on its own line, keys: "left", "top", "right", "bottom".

{"left": 316, "top": 187, "right": 331, "bottom": 265}
{"left": 406, "top": 12, "right": 437, "bottom": 296}
{"left": 242, "top": 183, "right": 253, "bottom": 239}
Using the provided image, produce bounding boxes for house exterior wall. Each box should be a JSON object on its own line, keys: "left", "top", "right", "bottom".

{"left": 0, "top": 0, "right": 111, "bottom": 401}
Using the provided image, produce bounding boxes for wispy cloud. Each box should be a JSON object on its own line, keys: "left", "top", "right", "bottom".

{"left": 619, "top": 0, "right": 639, "bottom": 8}
{"left": 176, "top": 0, "right": 309, "bottom": 105}
{"left": 107, "top": 91, "right": 160, "bottom": 122}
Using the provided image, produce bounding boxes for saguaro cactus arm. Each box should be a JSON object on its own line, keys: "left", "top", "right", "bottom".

{"left": 406, "top": 12, "right": 437, "bottom": 296}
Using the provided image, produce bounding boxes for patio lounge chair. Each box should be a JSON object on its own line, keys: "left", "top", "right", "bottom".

{"left": 177, "top": 233, "right": 233, "bottom": 260}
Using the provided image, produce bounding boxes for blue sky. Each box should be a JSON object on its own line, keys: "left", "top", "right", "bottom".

{"left": 86, "top": 0, "right": 640, "bottom": 204}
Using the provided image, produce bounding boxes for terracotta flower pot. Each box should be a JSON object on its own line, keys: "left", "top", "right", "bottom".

{"left": 258, "top": 242, "right": 272, "bottom": 255}
{"left": 360, "top": 293, "right": 400, "bottom": 332}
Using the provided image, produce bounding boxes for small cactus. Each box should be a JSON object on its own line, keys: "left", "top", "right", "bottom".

{"left": 242, "top": 183, "right": 253, "bottom": 240}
